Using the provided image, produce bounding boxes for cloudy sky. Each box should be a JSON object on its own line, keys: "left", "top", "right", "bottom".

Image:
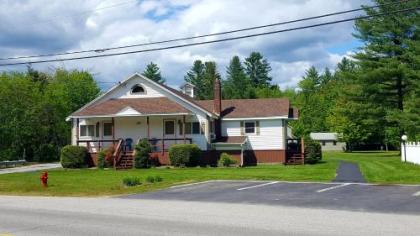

{"left": 0, "top": 0, "right": 369, "bottom": 89}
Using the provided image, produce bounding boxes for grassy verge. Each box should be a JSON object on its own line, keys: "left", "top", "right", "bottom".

{"left": 1, "top": 151, "right": 419, "bottom": 196}
{"left": 0, "top": 162, "right": 337, "bottom": 196}
{"left": 324, "top": 151, "right": 420, "bottom": 184}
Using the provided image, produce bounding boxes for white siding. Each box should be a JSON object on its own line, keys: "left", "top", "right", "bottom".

{"left": 108, "top": 77, "right": 165, "bottom": 99}
{"left": 222, "top": 119, "right": 285, "bottom": 150}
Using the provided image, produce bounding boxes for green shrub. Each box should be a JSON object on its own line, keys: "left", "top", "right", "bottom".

{"left": 218, "top": 153, "right": 237, "bottom": 167}
{"left": 134, "top": 138, "right": 152, "bottom": 168}
{"left": 122, "top": 177, "right": 141, "bottom": 187}
{"left": 145, "top": 176, "right": 155, "bottom": 183}
{"left": 60, "top": 145, "right": 88, "bottom": 168}
{"left": 145, "top": 176, "right": 163, "bottom": 183}
{"left": 155, "top": 176, "right": 163, "bottom": 182}
{"left": 105, "top": 146, "right": 115, "bottom": 167}
{"left": 304, "top": 140, "right": 322, "bottom": 164}
{"left": 169, "top": 144, "right": 201, "bottom": 167}
{"left": 97, "top": 150, "right": 106, "bottom": 169}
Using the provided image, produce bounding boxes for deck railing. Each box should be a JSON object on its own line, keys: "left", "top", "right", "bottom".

{"left": 77, "top": 138, "right": 192, "bottom": 153}
{"left": 148, "top": 138, "right": 193, "bottom": 153}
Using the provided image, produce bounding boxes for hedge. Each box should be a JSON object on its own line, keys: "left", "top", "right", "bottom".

{"left": 60, "top": 145, "right": 89, "bottom": 168}
{"left": 169, "top": 144, "right": 201, "bottom": 167}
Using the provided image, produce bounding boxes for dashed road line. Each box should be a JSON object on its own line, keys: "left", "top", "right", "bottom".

{"left": 237, "top": 181, "right": 279, "bottom": 191}
{"left": 413, "top": 190, "right": 420, "bottom": 197}
{"left": 169, "top": 181, "right": 213, "bottom": 189}
{"left": 316, "top": 183, "right": 352, "bottom": 193}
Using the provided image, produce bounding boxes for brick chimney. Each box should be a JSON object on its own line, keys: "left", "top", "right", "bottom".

{"left": 213, "top": 77, "right": 222, "bottom": 139}
{"left": 213, "top": 77, "right": 222, "bottom": 115}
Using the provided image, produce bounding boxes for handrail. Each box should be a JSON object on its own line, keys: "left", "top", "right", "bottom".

{"left": 113, "top": 139, "right": 124, "bottom": 168}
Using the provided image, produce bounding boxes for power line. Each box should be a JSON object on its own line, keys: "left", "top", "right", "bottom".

{"left": 0, "top": 6, "right": 417, "bottom": 67}
{"left": 0, "top": 1, "right": 408, "bottom": 61}
{"left": 21, "top": 0, "right": 137, "bottom": 26}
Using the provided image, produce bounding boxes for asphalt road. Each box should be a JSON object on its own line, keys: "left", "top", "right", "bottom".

{"left": 0, "top": 163, "right": 61, "bottom": 175}
{"left": 122, "top": 180, "right": 420, "bottom": 214}
{"left": 1, "top": 195, "right": 420, "bottom": 236}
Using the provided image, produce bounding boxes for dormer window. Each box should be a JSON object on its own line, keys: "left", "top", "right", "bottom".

{"left": 131, "top": 84, "right": 145, "bottom": 94}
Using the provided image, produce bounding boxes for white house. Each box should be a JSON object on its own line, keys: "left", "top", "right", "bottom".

{"left": 66, "top": 73, "right": 299, "bottom": 168}
{"left": 310, "top": 132, "right": 346, "bottom": 151}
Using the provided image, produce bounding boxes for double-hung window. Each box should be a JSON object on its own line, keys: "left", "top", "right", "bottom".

{"left": 80, "top": 125, "right": 95, "bottom": 137}
{"left": 244, "top": 121, "right": 256, "bottom": 134}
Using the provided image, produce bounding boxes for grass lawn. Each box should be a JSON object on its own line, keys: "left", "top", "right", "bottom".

{"left": 324, "top": 151, "right": 420, "bottom": 184}
{"left": 0, "top": 151, "right": 419, "bottom": 196}
{"left": 0, "top": 162, "right": 337, "bottom": 196}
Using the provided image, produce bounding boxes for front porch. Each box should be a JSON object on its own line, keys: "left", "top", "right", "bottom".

{"left": 74, "top": 114, "right": 207, "bottom": 168}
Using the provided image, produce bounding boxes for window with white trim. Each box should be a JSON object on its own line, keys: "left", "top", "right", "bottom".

{"left": 80, "top": 125, "right": 95, "bottom": 137}
{"left": 244, "top": 121, "right": 256, "bottom": 134}
{"left": 179, "top": 122, "right": 200, "bottom": 135}
{"left": 164, "top": 120, "right": 175, "bottom": 135}
{"left": 103, "top": 123, "right": 113, "bottom": 136}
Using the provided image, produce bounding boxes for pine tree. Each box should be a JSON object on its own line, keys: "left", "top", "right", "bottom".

{"left": 352, "top": 0, "right": 420, "bottom": 142}
{"left": 223, "top": 56, "right": 254, "bottom": 99}
{"left": 202, "top": 62, "right": 221, "bottom": 99}
{"left": 142, "top": 62, "right": 165, "bottom": 84}
{"left": 244, "top": 52, "right": 272, "bottom": 87}
{"left": 184, "top": 60, "right": 206, "bottom": 99}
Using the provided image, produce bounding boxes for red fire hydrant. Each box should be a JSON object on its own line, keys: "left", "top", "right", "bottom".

{"left": 40, "top": 171, "right": 48, "bottom": 188}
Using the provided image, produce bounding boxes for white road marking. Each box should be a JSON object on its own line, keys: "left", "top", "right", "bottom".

{"left": 237, "top": 181, "right": 279, "bottom": 191}
{"left": 316, "top": 183, "right": 352, "bottom": 193}
{"left": 169, "top": 181, "right": 212, "bottom": 189}
{"left": 413, "top": 191, "right": 420, "bottom": 197}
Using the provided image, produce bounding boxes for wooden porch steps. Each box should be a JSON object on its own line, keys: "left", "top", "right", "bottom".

{"left": 285, "top": 153, "right": 304, "bottom": 165}
{"left": 116, "top": 151, "right": 134, "bottom": 170}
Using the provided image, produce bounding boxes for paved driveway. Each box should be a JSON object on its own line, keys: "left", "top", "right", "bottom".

{"left": 0, "top": 163, "right": 61, "bottom": 175}
{"left": 121, "top": 180, "right": 420, "bottom": 215}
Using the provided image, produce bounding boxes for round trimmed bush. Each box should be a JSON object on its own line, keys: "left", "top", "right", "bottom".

{"left": 304, "top": 140, "right": 322, "bottom": 164}
{"left": 218, "top": 153, "right": 237, "bottom": 167}
{"left": 60, "top": 145, "right": 89, "bottom": 168}
{"left": 169, "top": 144, "right": 201, "bottom": 167}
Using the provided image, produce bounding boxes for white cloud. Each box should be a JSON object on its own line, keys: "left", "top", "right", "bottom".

{"left": 0, "top": 0, "right": 368, "bottom": 89}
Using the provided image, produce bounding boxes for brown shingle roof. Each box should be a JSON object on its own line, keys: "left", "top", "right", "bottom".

{"left": 72, "top": 98, "right": 190, "bottom": 116}
{"left": 196, "top": 98, "right": 290, "bottom": 118}
{"left": 158, "top": 83, "right": 217, "bottom": 116}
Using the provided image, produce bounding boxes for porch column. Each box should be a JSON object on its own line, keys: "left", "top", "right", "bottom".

{"left": 161, "top": 120, "right": 164, "bottom": 154}
{"left": 204, "top": 117, "right": 210, "bottom": 148}
{"left": 147, "top": 116, "right": 150, "bottom": 140}
{"left": 112, "top": 117, "right": 115, "bottom": 145}
{"left": 183, "top": 115, "right": 186, "bottom": 144}
{"left": 76, "top": 118, "right": 79, "bottom": 146}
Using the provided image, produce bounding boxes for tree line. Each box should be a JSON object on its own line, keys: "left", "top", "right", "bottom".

{"left": 0, "top": 68, "right": 100, "bottom": 161}
{"left": 0, "top": 0, "right": 417, "bottom": 161}
{"left": 143, "top": 0, "right": 419, "bottom": 150}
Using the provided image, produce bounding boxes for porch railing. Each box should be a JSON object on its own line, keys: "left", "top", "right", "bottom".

{"left": 148, "top": 138, "right": 192, "bottom": 153}
{"left": 113, "top": 139, "right": 124, "bottom": 168}
{"left": 77, "top": 138, "right": 193, "bottom": 153}
{"left": 77, "top": 139, "right": 118, "bottom": 153}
